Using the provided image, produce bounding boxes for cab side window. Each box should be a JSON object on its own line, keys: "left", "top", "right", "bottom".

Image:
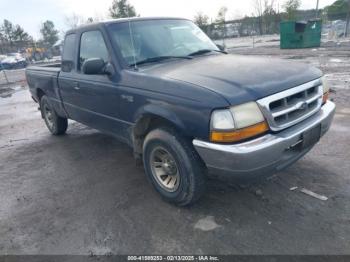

{"left": 79, "top": 30, "right": 109, "bottom": 70}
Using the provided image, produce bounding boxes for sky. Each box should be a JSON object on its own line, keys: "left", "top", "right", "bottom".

{"left": 0, "top": 0, "right": 336, "bottom": 39}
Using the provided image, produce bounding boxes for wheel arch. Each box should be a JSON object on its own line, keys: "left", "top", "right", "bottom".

{"left": 132, "top": 107, "right": 190, "bottom": 157}
{"left": 36, "top": 88, "right": 46, "bottom": 102}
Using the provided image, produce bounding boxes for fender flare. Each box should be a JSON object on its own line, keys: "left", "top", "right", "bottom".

{"left": 133, "top": 104, "right": 188, "bottom": 135}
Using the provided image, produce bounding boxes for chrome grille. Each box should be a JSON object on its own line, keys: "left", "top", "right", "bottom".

{"left": 257, "top": 79, "right": 323, "bottom": 131}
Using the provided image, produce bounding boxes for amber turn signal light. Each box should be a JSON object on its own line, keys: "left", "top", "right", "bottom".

{"left": 322, "top": 92, "right": 329, "bottom": 105}
{"left": 210, "top": 121, "right": 269, "bottom": 143}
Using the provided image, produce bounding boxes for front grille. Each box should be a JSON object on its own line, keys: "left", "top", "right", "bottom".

{"left": 257, "top": 79, "right": 323, "bottom": 131}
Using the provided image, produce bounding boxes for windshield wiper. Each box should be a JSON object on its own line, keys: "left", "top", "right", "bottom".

{"left": 130, "top": 56, "right": 192, "bottom": 67}
{"left": 187, "top": 49, "right": 227, "bottom": 57}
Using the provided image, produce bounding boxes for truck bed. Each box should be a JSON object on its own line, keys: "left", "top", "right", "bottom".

{"left": 26, "top": 63, "right": 61, "bottom": 103}
{"left": 27, "top": 62, "right": 61, "bottom": 72}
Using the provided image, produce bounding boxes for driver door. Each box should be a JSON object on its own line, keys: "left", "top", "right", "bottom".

{"left": 72, "top": 30, "right": 124, "bottom": 136}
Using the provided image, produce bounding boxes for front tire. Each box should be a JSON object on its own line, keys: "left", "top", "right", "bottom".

{"left": 143, "top": 127, "right": 207, "bottom": 206}
{"left": 40, "top": 95, "right": 68, "bottom": 135}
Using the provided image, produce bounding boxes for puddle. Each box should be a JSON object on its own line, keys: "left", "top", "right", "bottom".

{"left": 286, "top": 55, "right": 304, "bottom": 60}
{"left": 194, "top": 216, "right": 221, "bottom": 231}
{"left": 0, "top": 85, "right": 26, "bottom": 98}
{"left": 330, "top": 58, "right": 343, "bottom": 63}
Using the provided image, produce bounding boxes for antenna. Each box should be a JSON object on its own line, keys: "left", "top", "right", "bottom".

{"left": 127, "top": 6, "right": 138, "bottom": 70}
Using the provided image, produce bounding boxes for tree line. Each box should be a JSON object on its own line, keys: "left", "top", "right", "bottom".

{"left": 194, "top": 0, "right": 303, "bottom": 38}
{"left": 0, "top": 0, "right": 137, "bottom": 54}
{"left": 0, "top": 19, "right": 60, "bottom": 54}
{"left": 194, "top": 0, "right": 349, "bottom": 38}
{"left": 65, "top": 0, "right": 138, "bottom": 29}
{"left": 1, "top": 0, "right": 349, "bottom": 54}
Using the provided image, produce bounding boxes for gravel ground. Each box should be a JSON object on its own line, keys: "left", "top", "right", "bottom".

{"left": 0, "top": 41, "right": 349, "bottom": 255}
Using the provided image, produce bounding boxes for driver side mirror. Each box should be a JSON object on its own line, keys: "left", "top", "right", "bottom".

{"left": 82, "top": 58, "right": 106, "bottom": 75}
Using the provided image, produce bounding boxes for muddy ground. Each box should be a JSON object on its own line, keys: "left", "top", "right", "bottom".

{"left": 0, "top": 40, "right": 349, "bottom": 255}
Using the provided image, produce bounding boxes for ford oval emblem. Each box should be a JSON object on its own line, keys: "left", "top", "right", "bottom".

{"left": 296, "top": 101, "right": 308, "bottom": 110}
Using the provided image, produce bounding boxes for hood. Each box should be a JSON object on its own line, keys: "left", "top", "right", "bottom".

{"left": 142, "top": 54, "right": 322, "bottom": 105}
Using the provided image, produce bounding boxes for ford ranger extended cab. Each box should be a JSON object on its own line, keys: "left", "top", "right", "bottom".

{"left": 26, "top": 17, "right": 335, "bottom": 206}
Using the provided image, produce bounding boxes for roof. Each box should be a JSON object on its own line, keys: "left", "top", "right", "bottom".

{"left": 65, "top": 17, "right": 190, "bottom": 35}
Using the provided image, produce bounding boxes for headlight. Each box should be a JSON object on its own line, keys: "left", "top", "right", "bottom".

{"left": 230, "top": 102, "right": 265, "bottom": 128}
{"left": 322, "top": 76, "right": 330, "bottom": 94}
{"left": 211, "top": 109, "right": 235, "bottom": 130}
{"left": 322, "top": 76, "right": 330, "bottom": 104}
{"left": 210, "top": 102, "right": 269, "bottom": 143}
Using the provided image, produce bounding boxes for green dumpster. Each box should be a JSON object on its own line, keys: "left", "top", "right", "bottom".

{"left": 280, "top": 20, "right": 322, "bottom": 49}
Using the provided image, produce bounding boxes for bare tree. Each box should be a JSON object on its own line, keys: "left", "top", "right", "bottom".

{"left": 252, "top": 0, "right": 264, "bottom": 34}
{"left": 283, "top": 0, "right": 301, "bottom": 20}
{"left": 263, "top": 0, "right": 279, "bottom": 34}
{"left": 252, "top": 0, "right": 279, "bottom": 35}
{"left": 216, "top": 6, "right": 228, "bottom": 39}
{"left": 194, "top": 12, "right": 210, "bottom": 33}
{"left": 64, "top": 13, "right": 105, "bottom": 30}
{"left": 64, "top": 13, "right": 86, "bottom": 29}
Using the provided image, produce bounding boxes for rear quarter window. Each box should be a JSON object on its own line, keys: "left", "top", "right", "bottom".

{"left": 62, "top": 34, "right": 76, "bottom": 72}
{"left": 62, "top": 34, "right": 76, "bottom": 61}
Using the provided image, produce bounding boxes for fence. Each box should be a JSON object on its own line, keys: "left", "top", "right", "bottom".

{"left": 323, "top": 20, "right": 348, "bottom": 38}
{"left": 0, "top": 57, "right": 61, "bottom": 87}
{"left": 200, "top": 5, "right": 350, "bottom": 40}
{"left": 0, "top": 68, "right": 26, "bottom": 86}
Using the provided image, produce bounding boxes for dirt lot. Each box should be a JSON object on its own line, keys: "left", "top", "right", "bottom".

{"left": 0, "top": 40, "right": 350, "bottom": 255}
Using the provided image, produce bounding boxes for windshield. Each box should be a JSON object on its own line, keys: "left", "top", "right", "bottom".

{"left": 107, "top": 19, "right": 219, "bottom": 66}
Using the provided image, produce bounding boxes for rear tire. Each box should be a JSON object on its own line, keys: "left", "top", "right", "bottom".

{"left": 40, "top": 95, "right": 68, "bottom": 135}
{"left": 143, "top": 127, "right": 207, "bottom": 206}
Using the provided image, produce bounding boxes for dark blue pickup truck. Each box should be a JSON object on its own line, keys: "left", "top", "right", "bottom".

{"left": 26, "top": 17, "right": 335, "bottom": 205}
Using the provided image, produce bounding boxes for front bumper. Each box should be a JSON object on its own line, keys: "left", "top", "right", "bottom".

{"left": 193, "top": 101, "right": 336, "bottom": 178}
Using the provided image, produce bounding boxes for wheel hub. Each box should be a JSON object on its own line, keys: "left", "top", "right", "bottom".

{"left": 150, "top": 147, "right": 180, "bottom": 192}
